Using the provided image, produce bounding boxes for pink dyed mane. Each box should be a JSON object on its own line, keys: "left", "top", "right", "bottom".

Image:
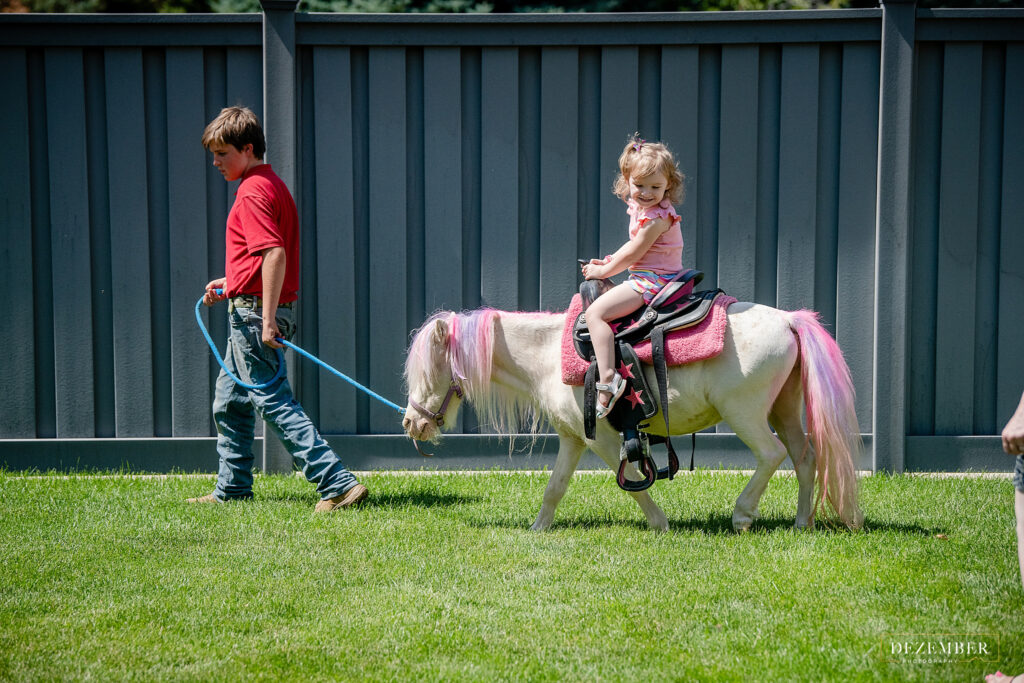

{"left": 405, "top": 309, "right": 501, "bottom": 399}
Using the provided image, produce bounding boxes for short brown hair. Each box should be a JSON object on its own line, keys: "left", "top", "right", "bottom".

{"left": 201, "top": 106, "right": 266, "bottom": 160}
{"left": 612, "top": 135, "right": 685, "bottom": 206}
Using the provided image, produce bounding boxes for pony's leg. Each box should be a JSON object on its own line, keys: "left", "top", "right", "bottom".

{"left": 769, "top": 366, "right": 816, "bottom": 529}
{"left": 728, "top": 416, "right": 789, "bottom": 532}
{"left": 589, "top": 431, "right": 669, "bottom": 532}
{"left": 531, "top": 432, "right": 585, "bottom": 531}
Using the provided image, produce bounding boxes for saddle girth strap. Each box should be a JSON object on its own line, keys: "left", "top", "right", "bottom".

{"left": 650, "top": 326, "right": 690, "bottom": 477}
{"left": 584, "top": 360, "right": 598, "bottom": 441}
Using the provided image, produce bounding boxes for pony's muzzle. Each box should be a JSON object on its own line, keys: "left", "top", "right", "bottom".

{"left": 402, "top": 409, "right": 434, "bottom": 441}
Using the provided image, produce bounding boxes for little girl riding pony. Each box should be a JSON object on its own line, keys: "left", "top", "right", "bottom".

{"left": 581, "top": 136, "right": 686, "bottom": 419}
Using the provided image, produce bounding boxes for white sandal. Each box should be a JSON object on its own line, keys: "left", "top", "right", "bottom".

{"left": 595, "top": 372, "right": 627, "bottom": 419}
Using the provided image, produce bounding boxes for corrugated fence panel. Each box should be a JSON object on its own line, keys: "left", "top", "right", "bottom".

{"left": 26, "top": 47, "right": 57, "bottom": 440}
{"left": 974, "top": 43, "right": 1004, "bottom": 436}
{"left": 167, "top": 47, "right": 210, "bottom": 437}
{"left": 598, "top": 47, "right": 639, "bottom": 263}
{"left": 85, "top": 48, "right": 115, "bottom": 439}
{"left": 479, "top": 47, "right": 519, "bottom": 312}
{"left": 46, "top": 48, "right": 96, "bottom": 438}
{"left": 105, "top": 48, "right": 155, "bottom": 437}
{"left": 934, "top": 42, "right": 983, "bottom": 436}
{"left": 367, "top": 47, "right": 407, "bottom": 433}
{"left": 775, "top": 44, "right": 819, "bottom": 312}
{"left": 423, "top": 47, "right": 464, "bottom": 316}
{"left": 659, "top": 46, "right": 700, "bottom": 275}
{"left": 142, "top": 47, "right": 173, "bottom": 437}
{"left": 813, "top": 44, "right": 839, "bottom": 329}
{"left": 0, "top": 49, "right": 36, "bottom": 438}
{"left": 695, "top": 46, "right": 721, "bottom": 290}
{"left": 311, "top": 46, "right": 358, "bottom": 434}
{"left": 909, "top": 41, "right": 942, "bottom": 437}
{"left": 754, "top": 45, "right": 780, "bottom": 309}
{"left": 460, "top": 48, "right": 483, "bottom": 319}
{"left": 516, "top": 48, "right": 541, "bottom": 313}
{"left": 717, "top": 45, "right": 760, "bottom": 305}
{"left": 835, "top": 43, "right": 880, "bottom": 431}
{"left": 539, "top": 47, "right": 580, "bottom": 312}
{"left": 576, "top": 48, "right": 600, "bottom": 267}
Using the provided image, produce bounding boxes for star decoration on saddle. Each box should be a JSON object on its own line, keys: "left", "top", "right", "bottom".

{"left": 625, "top": 387, "right": 645, "bottom": 409}
{"left": 617, "top": 360, "right": 635, "bottom": 380}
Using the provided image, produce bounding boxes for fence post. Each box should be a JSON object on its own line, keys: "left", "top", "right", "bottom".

{"left": 260, "top": 0, "right": 299, "bottom": 475}
{"left": 872, "top": 0, "right": 917, "bottom": 474}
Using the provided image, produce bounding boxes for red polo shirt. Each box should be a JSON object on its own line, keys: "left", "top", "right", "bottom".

{"left": 224, "top": 164, "right": 299, "bottom": 303}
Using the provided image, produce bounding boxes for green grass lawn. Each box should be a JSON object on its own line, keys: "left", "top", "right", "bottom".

{"left": 1, "top": 469, "right": 1021, "bottom": 682}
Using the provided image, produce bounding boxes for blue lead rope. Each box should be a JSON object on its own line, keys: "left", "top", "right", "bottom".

{"left": 194, "top": 292, "right": 405, "bottom": 415}
{"left": 276, "top": 337, "right": 405, "bottom": 414}
{"left": 194, "top": 294, "right": 285, "bottom": 390}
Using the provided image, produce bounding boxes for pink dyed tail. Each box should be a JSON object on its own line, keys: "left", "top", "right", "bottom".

{"left": 787, "top": 310, "right": 863, "bottom": 529}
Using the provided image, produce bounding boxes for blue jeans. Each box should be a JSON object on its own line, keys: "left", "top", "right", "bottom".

{"left": 212, "top": 303, "right": 358, "bottom": 501}
{"left": 1014, "top": 455, "right": 1024, "bottom": 494}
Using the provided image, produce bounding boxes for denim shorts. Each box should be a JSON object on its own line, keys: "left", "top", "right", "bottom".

{"left": 1014, "top": 455, "right": 1024, "bottom": 494}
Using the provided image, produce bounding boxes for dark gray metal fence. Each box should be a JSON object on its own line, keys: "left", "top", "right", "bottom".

{"left": 1, "top": 6, "right": 1022, "bottom": 473}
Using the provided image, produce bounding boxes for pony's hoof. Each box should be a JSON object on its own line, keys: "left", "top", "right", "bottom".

{"left": 650, "top": 518, "right": 669, "bottom": 533}
{"left": 732, "top": 514, "right": 754, "bottom": 533}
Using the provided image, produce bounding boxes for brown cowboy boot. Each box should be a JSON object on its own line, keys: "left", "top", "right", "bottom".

{"left": 314, "top": 484, "right": 368, "bottom": 512}
{"left": 186, "top": 493, "right": 224, "bottom": 504}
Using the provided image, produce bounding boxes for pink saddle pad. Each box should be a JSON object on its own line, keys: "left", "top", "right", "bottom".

{"left": 560, "top": 293, "right": 736, "bottom": 386}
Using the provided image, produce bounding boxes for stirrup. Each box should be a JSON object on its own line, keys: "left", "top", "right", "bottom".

{"left": 595, "top": 372, "right": 626, "bottom": 420}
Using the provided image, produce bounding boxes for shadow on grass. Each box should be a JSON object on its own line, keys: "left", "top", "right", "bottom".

{"left": 466, "top": 511, "right": 945, "bottom": 536}
{"left": 364, "top": 491, "right": 483, "bottom": 509}
{"left": 666, "top": 513, "right": 944, "bottom": 536}
{"left": 250, "top": 489, "right": 482, "bottom": 509}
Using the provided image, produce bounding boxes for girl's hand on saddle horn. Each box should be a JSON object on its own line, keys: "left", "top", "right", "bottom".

{"left": 581, "top": 258, "right": 611, "bottom": 280}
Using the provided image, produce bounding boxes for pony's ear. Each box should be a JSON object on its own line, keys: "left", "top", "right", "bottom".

{"left": 432, "top": 318, "right": 449, "bottom": 347}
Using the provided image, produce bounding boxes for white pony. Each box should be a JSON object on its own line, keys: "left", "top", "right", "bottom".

{"left": 402, "top": 302, "right": 863, "bottom": 532}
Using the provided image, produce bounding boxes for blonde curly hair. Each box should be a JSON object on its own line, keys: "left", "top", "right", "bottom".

{"left": 612, "top": 135, "right": 685, "bottom": 206}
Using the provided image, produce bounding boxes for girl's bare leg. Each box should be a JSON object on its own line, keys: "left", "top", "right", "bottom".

{"left": 585, "top": 283, "right": 645, "bottom": 408}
